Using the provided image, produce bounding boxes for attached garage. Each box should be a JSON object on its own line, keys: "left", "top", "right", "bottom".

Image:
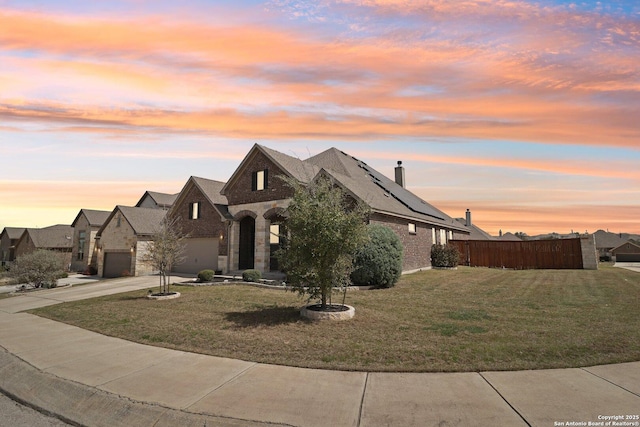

{"left": 173, "top": 237, "right": 218, "bottom": 274}
{"left": 103, "top": 252, "right": 132, "bottom": 278}
{"left": 612, "top": 241, "right": 640, "bottom": 263}
{"left": 616, "top": 253, "right": 640, "bottom": 262}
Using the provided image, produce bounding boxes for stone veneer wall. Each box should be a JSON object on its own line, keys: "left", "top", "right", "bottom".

{"left": 369, "top": 213, "right": 434, "bottom": 272}
{"left": 580, "top": 234, "right": 598, "bottom": 270}
{"left": 228, "top": 199, "right": 291, "bottom": 273}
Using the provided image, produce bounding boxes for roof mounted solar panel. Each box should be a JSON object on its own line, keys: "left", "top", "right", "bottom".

{"left": 358, "top": 161, "right": 446, "bottom": 220}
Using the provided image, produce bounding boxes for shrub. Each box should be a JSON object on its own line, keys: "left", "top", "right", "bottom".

{"left": 9, "top": 250, "right": 66, "bottom": 288}
{"left": 351, "top": 224, "right": 403, "bottom": 288}
{"left": 197, "top": 269, "right": 215, "bottom": 282}
{"left": 83, "top": 266, "right": 98, "bottom": 275}
{"left": 242, "top": 269, "right": 262, "bottom": 282}
{"left": 431, "top": 244, "right": 460, "bottom": 268}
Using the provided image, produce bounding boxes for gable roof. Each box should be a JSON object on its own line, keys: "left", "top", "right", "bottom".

{"left": 171, "top": 176, "right": 232, "bottom": 220}
{"left": 497, "top": 232, "right": 522, "bottom": 241}
{"left": 71, "top": 209, "right": 111, "bottom": 228}
{"left": 611, "top": 240, "right": 640, "bottom": 253}
{"left": 135, "top": 191, "right": 179, "bottom": 208}
{"left": 594, "top": 230, "right": 626, "bottom": 249}
{"left": 453, "top": 219, "right": 495, "bottom": 240}
{"left": 307, "top": 149, "right": 468, "bottom": 232}
{"left": 97, "top": 206, "right": 167, "bottom": 237}
{"left": 1, "top": 227, "right": 26, "bottom": 240}
{"left": 20, "top": 225, "right": 73, "bottom": 249}
{"left": 221, "top": 144, "right": 318, "bottom": 195}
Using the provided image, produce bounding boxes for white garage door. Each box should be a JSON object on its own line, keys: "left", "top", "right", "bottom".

{"left": 173, "top": 238, "right": 218, "bottom": 274}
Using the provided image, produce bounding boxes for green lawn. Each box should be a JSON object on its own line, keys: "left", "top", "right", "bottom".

{"left": 31, "top": 265, "right": 640, "bottom": 372}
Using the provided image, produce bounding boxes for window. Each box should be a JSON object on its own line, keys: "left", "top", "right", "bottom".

{"left": 252, "top": 169, "right": 268, "bottom": 191}
{"left": 431, "top": 228, "right": 436, "bottom": 244}
{"left": 116, "top": 215, "right": 121, "bottom": 227}
{"left": 77, "top": 231, "right": 86, "bottom": 261}
{"left": 270, "top": 224, "right": 280, "bottom": 244}
{"left": 189, "top": 202, "right": 200, "bottom": 220}
{"left": 408, "top": 223, "right": 416, "bottom": 234}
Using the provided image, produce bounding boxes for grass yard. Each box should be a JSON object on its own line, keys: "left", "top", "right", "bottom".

{"left": 31, "top": 265, "right": 640, "bottom": 372}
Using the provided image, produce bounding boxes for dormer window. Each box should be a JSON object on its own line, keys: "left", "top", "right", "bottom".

{"left": 189, "top": 202, "right": 201, "bottom": 220}
{"left": 252, "top": 169, "right": 268, "bottom": 191}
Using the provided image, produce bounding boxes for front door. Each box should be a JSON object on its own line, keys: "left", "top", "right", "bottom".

{"left": 238, "top": 216, "right": 255, "bottom": 270}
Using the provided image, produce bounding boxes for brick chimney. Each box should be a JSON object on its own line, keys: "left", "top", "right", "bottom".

{"left": 465, "top": 209, "right": 472, "bottom": 227}
{"left": 395, "top": 161, "right": 405, "bottom": 188}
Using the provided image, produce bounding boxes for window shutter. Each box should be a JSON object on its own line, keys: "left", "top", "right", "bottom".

{"left": 264, "top": 169, "right": 268, "bottom": 189}
{"left": 196, "top": 202, "right": 201, "bottom": 219}
{"left": 251, "top": 171, "right": 257, "bottom": 191}
{"left": 189, "top": 203, "right": 193, "bottom": 219}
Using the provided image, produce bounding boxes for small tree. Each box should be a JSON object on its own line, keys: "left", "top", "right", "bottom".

{"left": 351, "top": 224, "right": 403, "bottom": 288}
{"left": 10, "top": 250, "right": 66, "bottom": 288}
{"left": 142, "top": 216, "right": 187, "bottom": 295}
{"left": 277, "top": 175, "right": 370, "bottom": 309}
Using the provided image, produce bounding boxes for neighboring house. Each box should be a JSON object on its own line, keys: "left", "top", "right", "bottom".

{"left": 611, "top": 241, "right": 640, "bottom": 263}
{"left": 168, "top": 176, "right": 232, "bottom": 274}
{"left": 496, "top": 231, "right": 523, "bottom": 241}
{"left": 95, "top": 206, "right": 167, "bottom": 278}
{"left": 70, "top": 209, "right": 111, "bottom": 273}
{"left": 594, "top": 229, "right": 626, "bottom": 260}
{"left": 135, "top": 191, "right": 179, "bottom": 210}
{"left": 219, "top": 144, "right": 469, "bottom": 273}
{"left": 0, "top": 227, "right": 26, "bottom": 267}
{"left": 13, "top": 225, "right": 74, "bottom": 269}
{"left": 453, "top": 209, "right": 495, "bottom": 240}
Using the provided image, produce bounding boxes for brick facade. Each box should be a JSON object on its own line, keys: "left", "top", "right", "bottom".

{"left": 169, "top": 183, "right": 228, "bottom": 256}
{"left": 370, "top": 213, "right": 435, "bottom": 271}
{"left": 224, "top": 151, "right": 294, "bottom": 206}
{"left": 70, "top": 214, "right": 101, "bottom": 272}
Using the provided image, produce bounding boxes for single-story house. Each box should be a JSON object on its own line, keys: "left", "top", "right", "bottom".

{"left": 13, "top": 225, "right": 74, "bottom": 269}
{"left": 70, "top": 209, "right": 111, "bottom": 273}
{"left": 198, "top": 144, "right": 468, "bottom": 274}
{"left": 0, "top": 227, "right": 26, "bottom": 267}
{"left": 95, "top": 206, "right": 167, "bottom": 277}
{"left": 611, "top": 241, "right": 640, "bottom": 263}
{"left": 594, "top": 229, "right": 627, "bottom": 261}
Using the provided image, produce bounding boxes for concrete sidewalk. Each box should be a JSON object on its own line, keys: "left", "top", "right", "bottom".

{"left": 0, "top": 278, "right": 639, "bottom": 426}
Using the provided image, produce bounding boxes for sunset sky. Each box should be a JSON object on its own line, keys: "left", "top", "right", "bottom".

{"left": 1, "top": 0, "right": 638, "bottom": 236}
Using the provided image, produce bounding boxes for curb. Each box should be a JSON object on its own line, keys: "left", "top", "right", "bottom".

{"left": 0, "top": 348, "right": 285, "bottom": 427}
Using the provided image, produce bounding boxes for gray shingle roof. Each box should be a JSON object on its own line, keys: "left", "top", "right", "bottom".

{"left": 2, "top": 227, "right": 26, "bottom": 240}
{"left": 594, "top": 230, "right": 627, "bottom": 249}
{"left": 306, "top": 149, "right": 468, "bottom": 232}
{"left": 117, "top": 206, "right": 167, "bottom": 236}
{"left": 72, "top": 209, "right": 111, "bottom": 227}
{"left": 453, "top": 219, "right": 495, "bottom": 240}
{"left": 136, "top": 191, "right": 179, "bottom": 208}
{"left": 260, "top": 145, "right": 319, "bottom": 183}
{"left": 24, "top": 225, "right": 73, "bottom": 249}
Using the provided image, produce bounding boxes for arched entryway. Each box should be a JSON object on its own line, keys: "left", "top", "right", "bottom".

{"left": 238, "top": 216, "right": 255, "bottom": 270}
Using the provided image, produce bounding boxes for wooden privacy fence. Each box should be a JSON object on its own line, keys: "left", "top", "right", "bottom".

{"left": 449, "top": 239, "right": 584, "bottom": 270}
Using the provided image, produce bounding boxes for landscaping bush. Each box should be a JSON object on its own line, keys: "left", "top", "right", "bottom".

{"left": 242, "top": 269, "right": 262, "bottom": 282}
{"left": 9, "top": 250, "right": 66, "bottom": 288}
{"left": 197, "top": 269, "right": 215, "bottom": 282}
{"left": 431, "top": 244, "right": 460, "bottom": 268}
{"left": 351, "top": 224, "right": 403, "bottom": 288}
